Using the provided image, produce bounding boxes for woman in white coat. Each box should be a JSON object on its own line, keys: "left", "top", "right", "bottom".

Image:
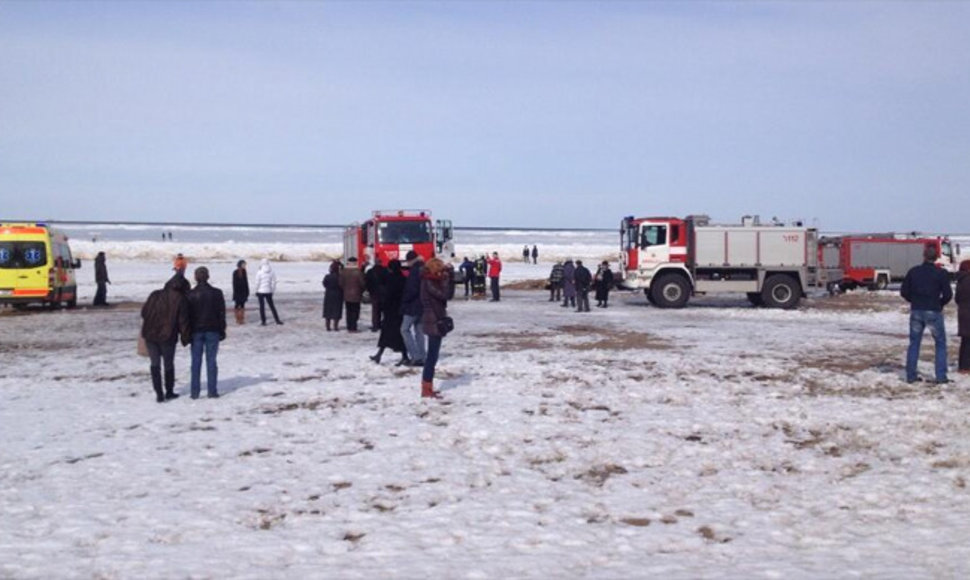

{"left": 254, "top": 259, "right": 283, "bottom": 325}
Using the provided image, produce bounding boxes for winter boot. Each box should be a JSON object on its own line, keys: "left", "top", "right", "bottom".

{"left": 164, "top": 367, "right": 180, "bottom": 400}
{"left": 370, "top": 348, "right": 384, "bottom": 364}
{"left": 326, "top": 320, "right": 331, "bottom": 331}
{"left": 235, "top": 308, "right": 245, "bottom": 325}
{"left": 395, "top": 355, "right": 410, "bottom": 367}
{"left": 150, "top": 367, "right": 165, "bottom": 403}
{"left": 421, "top": 380, "right": 441, "bottom": 399}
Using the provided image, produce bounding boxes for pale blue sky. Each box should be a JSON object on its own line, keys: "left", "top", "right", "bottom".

{"left": 1, "top": 1, "right": 968, "bottom": 231}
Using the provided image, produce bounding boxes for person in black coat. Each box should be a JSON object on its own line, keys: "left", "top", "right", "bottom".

{"left": 322, "top": 261, "right": 343, "bottom": 331}
{"left": 956, "top": 260, "right": 970, "bottom": 374}
{"left": 370, "top": 259, "right": 408, "bottom": 365}
{"left": 595, "top": 261, "right": 614, "bottom": 308}
{"left": 459, "top": 257, "right": 474, "bottom": 298}
{"left": 400, "top": 252, "right": 426, "bottom": 366}
{"left": 232, "top": 260, "right": 249, "bottom": 324}
{"left": 574, "top": 260, "right": 592, "bottom": 313}
{"left": 187, "top": 267, "right": 227, "bottom": 399}
{"left": 365, "top": 261, "right": 387, "bottom": 332}
{"left": 93, "top": 252, "right": 109, "bottom": 306}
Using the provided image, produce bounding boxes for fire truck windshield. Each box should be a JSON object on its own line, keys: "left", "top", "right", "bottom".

{"left": 378, "top": 221, "right": 432, "bottom": 245}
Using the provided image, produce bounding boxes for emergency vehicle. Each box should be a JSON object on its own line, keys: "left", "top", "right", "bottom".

{"left": 0, "top": 222, "right": 81, "bottom": 308}
{"left": 818, "top": 233, "right": 959, "bottom": 291}
{"left": 619, "top": 214, "right": 820, "bottom": 309}
{"left": 343, "top": 210, "right": 454, "bottom": 266}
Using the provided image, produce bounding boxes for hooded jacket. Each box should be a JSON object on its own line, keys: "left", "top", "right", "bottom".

{"left": 401, "top": 259, "right": 424, "bottom": 317}
{"left": 420, "top": 270, "right": 450, "bottom": 337}
{"left": 141, "top": 275, "right": 192, "bottom": 346}
{"left": 255, "top": 260, "right": 277, "bottom": 294}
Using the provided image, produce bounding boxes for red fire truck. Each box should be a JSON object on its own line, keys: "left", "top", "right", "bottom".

{"left": 343, "top": 210, "right": 454, "bottom": 266}
{"left": 619, "top": 214, "right": 820, "bottom": 309}
{"left": 818, "top": 233, "right": 959, "bottom": 291}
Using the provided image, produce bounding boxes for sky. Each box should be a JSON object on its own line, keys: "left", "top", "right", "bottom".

{"left": 1, "top": 1, "right": 968, "bottom": 232}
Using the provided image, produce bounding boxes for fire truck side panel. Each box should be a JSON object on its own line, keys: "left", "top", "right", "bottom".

{"left": 846, "top": 240, "right": 927, "bottom": 282}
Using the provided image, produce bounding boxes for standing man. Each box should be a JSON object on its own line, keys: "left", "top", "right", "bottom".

{"left": 141, "top": 274, "right": 192, "bottom": 403}
{"left": 93, "top": 251, "right": 109, "bottom": 307}
{"left": 187, "top": 267, "right": 227, "bottom": 399}
{"left": 531, "top": 245, "right": 538, "bottom": 264}
{"left": 574, "top": 260, "right": 592, "bottom": 312}
{"left": 548, "top": 260, "right": 564, "bottom": 302}
{"left": 365, "top": 260, "right": 387, "bottom": 332}
{"left": 522, "top": 245, "right": 530, "bottom": 263}
{"left": 339, "top": 256, "right": 367, "bottom": 332}
{"left": 460, "top": 256, "right": 475, "bottom": 298}
{"left": 400, "top": 251, "right": 426, "bottom": 366}
{"left": 486, "top": 252, "right": 502, "bottom": 302}
{"left": 901, "top": 245, "right": 953, "bottom": 384}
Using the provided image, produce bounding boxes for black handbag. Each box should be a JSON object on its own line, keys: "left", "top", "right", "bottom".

{"left": 436, "top": 316, "right": 454, "bottom": 336}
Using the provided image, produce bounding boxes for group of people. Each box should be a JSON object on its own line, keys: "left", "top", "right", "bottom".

{"left": 547, "top": 259, "right": 615, "bottom": 312}
{"left": 457, "top": 253, "right": 503, "bottom": 301}
{"left": 321, "top": 251, "right": 453, "bottom": 398}
{"left": 902, "top": 246, "right": 970, "bottom": 382}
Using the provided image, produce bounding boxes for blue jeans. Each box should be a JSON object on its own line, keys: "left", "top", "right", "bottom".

{"left": 423, "top": 335, "right": 443, "bottom": 382}
{"left": 400, "top": 314, "right": 425, "bottom": 362}
{"left": 906, "top": 310, "right": 947, "bottom": 382}
{"left": 191, "top": 331, "right": 221, "bottom": 397}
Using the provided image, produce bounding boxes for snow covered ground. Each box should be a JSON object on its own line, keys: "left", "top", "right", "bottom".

{"left": 2, "top": 260, "right": 970, "bottom": 579}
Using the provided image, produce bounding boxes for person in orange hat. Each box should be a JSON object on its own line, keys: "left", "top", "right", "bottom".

{"left": 173, "top": 253, "right": 188, "bottom": 275}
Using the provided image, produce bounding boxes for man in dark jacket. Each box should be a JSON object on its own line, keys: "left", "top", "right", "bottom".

{"left": 900, "top": 245, "right": 953, "bottom": 384}
{"left": 400, "top": 251, "right": 426, "bottom": 366}
{"left": 141, "top": 274, "right": 192, "bottom": 402}
{"left": 93, "top": 252, "right": 109, "bottom": 306}
{"left": 365, "top": 261, "right": 387, "bottom": 332}
{"left": 187, "top": 267, "right": 227, "bottom": 399}
{"left": 460, "top": 257, "right": 474, "bottom": 298}
{"left": 574, "top": 260, "right": 592, "bottom": 312}
{"left": 549, "top": 261, "right": 564, "bottom": 302}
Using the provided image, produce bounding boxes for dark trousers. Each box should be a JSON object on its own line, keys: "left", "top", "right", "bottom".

{"left": 346, "top": 302, "right": 361, "bottom": 331}
{"left": 257, "top": 293, "right": 281, "bottom": 324}
{"left": 577, "top": 290, "right": 590, "bottom": 312}
{"left": 549, "top": 284, "right": 561, "bottom": 301}
{"left": 146, "top": 340, "right": 176, "bottom": 399}
{"left": 960, "top": 337, "right": 970, "bottom": 371}
{"left": 422, "top": 335, "right": 443, "bottom": 382}
{"left": 490, "top": 277, "right": 500, "bottom": 301}
{"left": 93, "top": 282, "right": 107, "bottom": 306}
{"left": 463, "top": 278, "right": 471, "bottom": 296}
{"left": 370, "top": 297, "right": 382, "bottom": 330}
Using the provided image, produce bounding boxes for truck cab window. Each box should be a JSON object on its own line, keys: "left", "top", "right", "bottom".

{"left": 640, "top": 225, "right": 667, "bottom": 248}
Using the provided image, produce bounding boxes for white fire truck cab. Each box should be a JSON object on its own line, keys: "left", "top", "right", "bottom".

{"left": 619, "top": 214, "right": 820, "bottom": 309}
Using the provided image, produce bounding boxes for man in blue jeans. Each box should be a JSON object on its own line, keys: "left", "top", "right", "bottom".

{"left": 400, "top": 251, "right": 426, "bottom": 366}
{"left": 187, "top": 267, "right": 227, "bottom": 398}
{"left": 901, "top": 245, "right": 953, "bottom": 384}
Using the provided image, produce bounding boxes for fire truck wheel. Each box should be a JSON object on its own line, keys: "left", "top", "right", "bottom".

{"left": 869, "top": 275, "right": 889, "bottom": 291}
{"left": 651, "top": 274, "right": 690, "bottom": 309}
{"left": 762, "top": 275, "right": 801, "bottom": 309}
{"left": 644, "top": 288, "right": 656, "bottom": 305}
{"left": 746, "top": 292, "right": 764, "bottom": 307}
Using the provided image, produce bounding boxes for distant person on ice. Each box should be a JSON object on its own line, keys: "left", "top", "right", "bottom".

{"left": 420, "top": 257, "right": 452, "bottom": 399}
{"left": 900, "top": 244, "right": 952, "bottom": 384}
{"left": 140, "top": 274, "right": 192, "bottom": 403}
{"left": 531, "top": 245, "right": 538, "bottom": 264}
{"left": 255, "top": 258, "right": 284, "bottom": 325}
{"left": 548, "top": 260, "right": 564, "bottom": 302}
{"left": 93, "top": 251, "right": 110, "bottom": 307}
{"left": 187, "top": 266, "right": 227, "bottom": 399}
{"left": 574, "top": 260, "right": 592, "bottom": 312}
{"left": 339, "top": 256, "right": 366, "bottom": 332}
{"left": 400, "top": 251, "right": 426, "bottom": 367}
{"left": 486, "top": 252, "right": 502, "bottom": 302}
{"left": 370, "top": 259, "right": 408, "bottom": 365}
{"left": 522, "top": 245, "right": 530, "bottom": 263}
{"left": 322, "top": 261, "right": 343, "bottom": 331}
{"left": 232, "top": 260, "right": 249, "bottom": 325}
{"left": 955, "top": 260, "right": 970, "bottom": 375}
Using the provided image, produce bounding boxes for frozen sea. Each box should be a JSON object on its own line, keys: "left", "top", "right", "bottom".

{"left": 2, "top": 223, "right": 969, "bottom": 579}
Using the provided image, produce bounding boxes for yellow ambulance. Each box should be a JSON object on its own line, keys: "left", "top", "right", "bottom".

{"left": 0, "top": 223, "right": 81, "bottom": 308}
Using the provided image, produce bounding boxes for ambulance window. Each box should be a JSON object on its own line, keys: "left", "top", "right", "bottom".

{"left": 640, "top": 225, "right": 667, "bottom": 248}
{"left": 0, "top": 242, "right": 47, "bottom": 269}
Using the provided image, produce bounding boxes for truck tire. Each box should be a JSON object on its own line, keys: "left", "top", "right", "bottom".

{"left": 650, "top": 274, "right": 690, "bottom": 309}
{"left": 761, "top": 275, "right": 801, "bottom": 309}
{"left": 644, "top": 288, "right": 656, "bottom": 305}
{"left": 746, "top": 292, "right": 764, "bottom": 307}
{"left": 869, "top": 275, "right": 888, "bottom": 291}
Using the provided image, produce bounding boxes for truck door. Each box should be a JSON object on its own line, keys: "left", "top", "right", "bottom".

{"left": 435, "top": 219, "right": 455, "bottom": 258}
{"left": 638, "top": 223, "right": 671, "bottom": 271}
